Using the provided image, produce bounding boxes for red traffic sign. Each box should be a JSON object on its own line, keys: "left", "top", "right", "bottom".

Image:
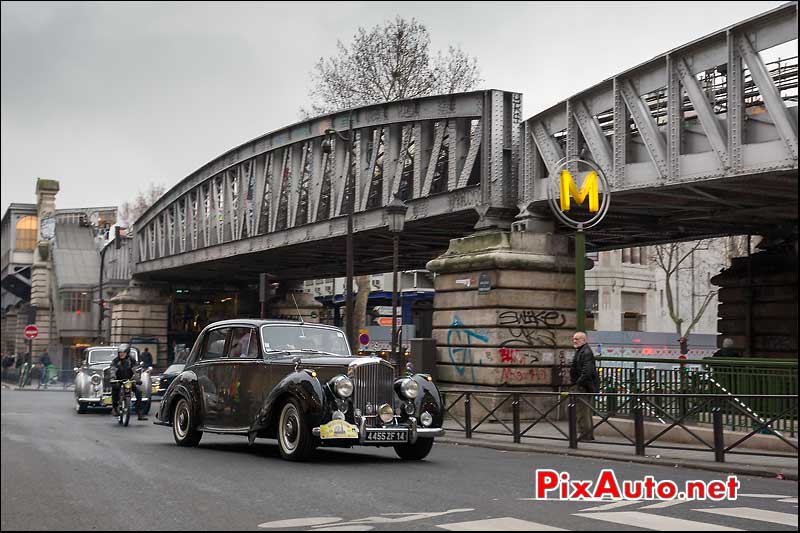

{"left": 24, "top": 325, "right": 39, "bottom": 339}
{"left": 359, "top": 333, "right": 370, "bottom": 346}
{"left": 376, "top": 317, "right": 402, "bottom": 327}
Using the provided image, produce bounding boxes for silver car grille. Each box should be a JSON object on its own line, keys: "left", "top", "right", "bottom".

{"left": 352, "top": 361, "right": 395, "bottom": 424}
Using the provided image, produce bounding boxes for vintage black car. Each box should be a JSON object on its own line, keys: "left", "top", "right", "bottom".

{"left": 155, "top": 320, "right": 444, "bottom": 460}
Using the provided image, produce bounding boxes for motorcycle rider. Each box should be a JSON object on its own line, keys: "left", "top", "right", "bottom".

{"left": 110, "top": 344, "right": 147, "bottom": 421}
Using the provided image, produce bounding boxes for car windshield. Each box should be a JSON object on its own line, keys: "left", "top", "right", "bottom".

{"left": 260, "top": 325, "right": 350, "bottom": 356}
{"left": 87, "top": 348, "right": 138, "bottom": 365}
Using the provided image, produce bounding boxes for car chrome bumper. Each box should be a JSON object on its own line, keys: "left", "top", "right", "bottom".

{"left": 312, "top": 417, "right": 444, "bottom": 445}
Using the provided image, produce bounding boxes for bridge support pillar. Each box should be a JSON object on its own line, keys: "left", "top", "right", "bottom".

{"left": 270, "top": 281, "right": 323, "bottom": 323}
{"left": 427, "top": 228, "right": 577, "bottom": 415}
{"left": 711, "top": 236, "right": 797, "bottom": 358}
{"left": 110, "top": 282, "right": 170, "bottom": 367}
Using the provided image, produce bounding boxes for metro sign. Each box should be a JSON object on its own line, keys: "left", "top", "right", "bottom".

{"left": 547, "top": 158, "right": 610, "bottom": 230}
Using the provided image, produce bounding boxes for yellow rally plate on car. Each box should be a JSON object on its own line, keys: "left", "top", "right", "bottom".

{"left": 319, "top": 420, "right": 359, "bottom": 439}
{"left": 102, "top": 397, "right": 113, "bottom": 406}
{"left": 151, "top": 384, "right": 159, "bottom": 394}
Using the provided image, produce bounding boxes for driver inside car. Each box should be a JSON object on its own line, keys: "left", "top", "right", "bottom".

{"left": 110, "top": 344, "right": 147, "bottom": 421}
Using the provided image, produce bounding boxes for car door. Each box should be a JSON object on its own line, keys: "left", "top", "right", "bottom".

{"left": 194, "top": 327, "right": 229, "bottom": 428}
{"left": 225, "top": 326, "right": 269, "bottom": 429}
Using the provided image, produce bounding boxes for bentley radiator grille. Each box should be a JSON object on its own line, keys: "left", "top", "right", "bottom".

{"left": 352, "top": 361, "right": 395, "bottom": 425}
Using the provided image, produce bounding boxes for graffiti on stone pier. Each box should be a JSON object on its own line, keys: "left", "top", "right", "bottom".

{"left": 446, "top": 316, "right": 489, "bottom": 384}
{"left": 498, "top": 309, "right": 567, "bottom": 350}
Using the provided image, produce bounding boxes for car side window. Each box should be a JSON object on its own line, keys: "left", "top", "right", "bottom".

{"left": 227, "top": 327, "right": 259, "bottom": 359}
{"left": 200, "top": 329, "right": 229, "bottom": 361}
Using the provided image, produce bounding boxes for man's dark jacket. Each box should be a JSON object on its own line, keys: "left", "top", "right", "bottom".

{"left": 712, "top": 347, "right": 739, "bottom": 358}
{"left": 110, "top": 355, "right": 137, "bottom": 381}
{"left": 140, "top": 350, "right": 153, "bottom": 368}
{"left": 570, "top": 343, "right": 600, "bottom": 393}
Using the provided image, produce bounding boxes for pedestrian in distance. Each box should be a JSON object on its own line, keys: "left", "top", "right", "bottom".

{"left": 570, "top": 331, "right": 600, "bottom": 441}
{"left": 140, "top": 347, "right": 154, "bottom": 369}
{"left": 712, "top": 338, "right": 740, "bottom": 358}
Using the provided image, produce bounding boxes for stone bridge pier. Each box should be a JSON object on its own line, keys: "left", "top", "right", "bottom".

{"left": 427, "top": 220, "right": 577, "bottom": 415}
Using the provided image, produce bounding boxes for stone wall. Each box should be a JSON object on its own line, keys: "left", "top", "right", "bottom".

{"left": 110, "top": 285, "right": 169, "bottom": 366}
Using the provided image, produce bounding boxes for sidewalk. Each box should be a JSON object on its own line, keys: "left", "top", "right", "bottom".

{"left": 439, "top": 419, "right": 798, "bottom": 481}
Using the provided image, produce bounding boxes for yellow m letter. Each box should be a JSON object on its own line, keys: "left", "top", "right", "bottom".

{"left": 560, "top": 170, "right": 599, "bottom": 212}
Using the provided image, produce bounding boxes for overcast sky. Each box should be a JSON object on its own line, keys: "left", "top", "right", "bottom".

{"left": 1, "top": 1, "right": 787, "bottom": 215}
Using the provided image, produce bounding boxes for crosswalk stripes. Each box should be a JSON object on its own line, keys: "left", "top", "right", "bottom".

{"left": 573, "top": 511, "right": 742, "bottom": 531}
{"left": 578, "top": 500, "right": 641, "bottom": 512}
{"left": 697, "top": 508, "right": 798, "bottom": 527}
{"left": 437, "top": 518, "right": 566, "bottom": 531}
{"left": 639, "top": 500, "right": 690, "bottom": 510}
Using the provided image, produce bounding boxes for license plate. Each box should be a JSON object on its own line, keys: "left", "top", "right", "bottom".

{"left": 102, "top": 396, "right": 112, "bottom": 406}
{"left": 365, "top": 429, "right": 408, "bottom": 443}
{"left": 320, "top": 419, "right": 359, "bottom": 439}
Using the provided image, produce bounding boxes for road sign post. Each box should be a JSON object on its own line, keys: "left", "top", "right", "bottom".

{"left": 24, "top": 325, "right": 38, "bottom": 367}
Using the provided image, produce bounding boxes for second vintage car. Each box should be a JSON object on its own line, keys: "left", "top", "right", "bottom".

{"left": 155, "top": 319, "right": 444, "bottom": 460}
{"left": 74, "top": 345, "right": 154, "bottom": 415}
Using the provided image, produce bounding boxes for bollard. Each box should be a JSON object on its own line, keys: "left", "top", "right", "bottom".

{"left": 568, "top": 398, "right": 578, "bottom": 449}
{"left": 634, "top": 403, "right": 646, "bottom": 456}
{"left": 713, "top": 408, "right": 725, "bottom": 462}
{"left": 512, "top": 394, "right": 520, "bottom": 444}
{"left": 464, "top": 394, "right": 472, "bottom": 439}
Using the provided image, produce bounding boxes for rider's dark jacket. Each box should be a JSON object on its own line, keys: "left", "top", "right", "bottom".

{"left": 110, "top": 355, "right": 137, "bottom": 381}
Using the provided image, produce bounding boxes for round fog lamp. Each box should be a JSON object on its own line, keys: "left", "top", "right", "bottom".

{"left": 332, "top": 410, "right": 345, "bottom": 421}
{"left": 379, "top": 403, "right": 394, "bottom": 424}
{"left": 400, "top": 378, "right": 419, "bottom": 399}
{"left": 420, "top": 411, "right": 433, "bottom": 427}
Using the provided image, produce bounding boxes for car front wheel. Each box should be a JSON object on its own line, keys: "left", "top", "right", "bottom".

{"left": 173, "top": 398, "right": 202, "bottom": 447}
{"left": 394, "top": 438, "right": 434, "bottom": 460}
{"left": 277, "top": 399, "right": 314, "bottom": 461}
{"left": 75, "top": 400, "right": 87, "bottom": 414}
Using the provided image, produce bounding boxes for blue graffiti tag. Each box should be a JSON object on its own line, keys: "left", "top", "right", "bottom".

{"left": 447, "top": 316, "right": 489, "bottom": 383}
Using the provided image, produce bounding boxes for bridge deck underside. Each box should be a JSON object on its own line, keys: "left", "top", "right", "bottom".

{"left": 135, "top": 211, "right": 479, "bottom": 284}
{"left": 552, "top": 171, "right": 797, "bottom": 250}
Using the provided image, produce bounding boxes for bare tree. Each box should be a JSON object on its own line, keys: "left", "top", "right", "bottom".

{"left": 118, "top": 183, "right": 166, "bottom": 228}
{"left": 652, "top": 240, "right": 718, "bottom": 337}
{"left": 303, "top": 16, "right": 482, "bottom": 117}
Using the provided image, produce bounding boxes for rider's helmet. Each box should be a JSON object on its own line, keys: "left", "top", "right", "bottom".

{"left": 117, "top": 343, "right": 130, "bottom": 356}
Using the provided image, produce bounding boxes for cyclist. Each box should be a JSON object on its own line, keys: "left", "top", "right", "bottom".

{"left": 110, "top": 344, "right": 147, "bottom": 420}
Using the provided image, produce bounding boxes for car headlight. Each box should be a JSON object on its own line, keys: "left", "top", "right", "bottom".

{"left": 379, "top": 403, "right": 394, "bottom": 424}
{"left": 90, "top": 374, "right": 101, "bottom": 385}
{"left": 398, "top": 378, "right": 419, "bottom": 400}
{"left": 330, "top": 375, "right": 353, "bottom": 398}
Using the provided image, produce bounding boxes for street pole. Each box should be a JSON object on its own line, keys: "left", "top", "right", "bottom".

{"left": 345, "top": 112, "right": 355, "bottom": 349}
{"left": 391, "top": 233, "right": 399, "bottom": 370}
{"left": 98, "top": 244, "right": 108, "bottom": 342}
{"left": 576, "top": 227, "right": 585, "bottom": 332}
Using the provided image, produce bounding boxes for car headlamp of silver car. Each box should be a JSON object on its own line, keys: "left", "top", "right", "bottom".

{"left": 396, "top": 377, "right": 419, "bottom": 400}
{"left": 90, "top": 374, "right": 101, "bottom": 385}
{"left": 330, "top": 375, "right": 354, "bottom": 398}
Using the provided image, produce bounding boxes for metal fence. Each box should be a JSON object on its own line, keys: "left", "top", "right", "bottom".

{"left": 595, "top": 357, "right": 798, "bottom": 434}
{"left": 441, "top": 390, "right": 797, "bottom": 462}
{"left": 2, "top": 364, "right": 74, "bottom": 390}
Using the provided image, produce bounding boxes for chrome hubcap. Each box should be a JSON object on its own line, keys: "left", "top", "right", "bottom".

{"left": 176, "top": 402, "right": 189, "bottom": 438}
{"left": 279, "top": 405, "right": 300, "bottom": 452}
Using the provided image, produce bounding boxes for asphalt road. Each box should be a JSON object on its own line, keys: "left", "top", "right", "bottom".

{"left": 2, "top": 390, "right": 797, "bottom": 531}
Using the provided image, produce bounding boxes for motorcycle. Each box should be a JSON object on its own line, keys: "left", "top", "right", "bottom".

{"left": 111, "top": 367, "right": 143, "bottom": 427}
{"left": 37, "top": 364, "right": 59, "bottom": 389}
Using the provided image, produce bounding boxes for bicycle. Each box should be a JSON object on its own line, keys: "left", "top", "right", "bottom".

{"left": 17, "top": 363, "right": 32, "bottom": 388}
{"left": 36, "top": 364, "right": 59, "bottom": 390}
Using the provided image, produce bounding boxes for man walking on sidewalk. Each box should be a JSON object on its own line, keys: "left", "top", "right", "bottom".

{"left": 570, "top": 331, "right": 600, "bottom": 441}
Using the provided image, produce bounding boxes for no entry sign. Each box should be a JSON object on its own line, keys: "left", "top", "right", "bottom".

{"left": 24, "top": 324, "right": 39, "bottom": 339}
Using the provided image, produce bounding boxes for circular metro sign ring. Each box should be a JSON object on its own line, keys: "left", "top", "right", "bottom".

{"left": 547, "top": 157, "right": 611, "bottom": 230}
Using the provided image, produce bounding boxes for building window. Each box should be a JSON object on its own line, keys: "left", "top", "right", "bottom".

{"left": 622, "top": 246, "right": 648, "bottom": 265}
{"left": 585, "top": 290, "right": 598, "bottom": 330}
{"left": 62, "top": 291, "right": 92, "bottom": 313}
{"left": 15, "top": 216, "right": 38, "bottom": 251}
{"left": 621, "top": 291, "right": 646, "bottom": 331}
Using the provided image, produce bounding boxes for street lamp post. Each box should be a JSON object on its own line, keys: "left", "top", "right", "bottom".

{"left": 385, "top": 194, "right": 408, "bottom": 372}
{"left": 322, "top": 113, "right": 355, "bottom": 348}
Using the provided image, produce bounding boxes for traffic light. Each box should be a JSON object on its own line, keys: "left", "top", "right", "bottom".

{"left": 678, "top": 337, "right": 688, "bottom": 355}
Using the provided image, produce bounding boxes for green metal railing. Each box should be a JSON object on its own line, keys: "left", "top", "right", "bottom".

{"left": 594, "top": 357, "right": 797, "bottom": 435}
